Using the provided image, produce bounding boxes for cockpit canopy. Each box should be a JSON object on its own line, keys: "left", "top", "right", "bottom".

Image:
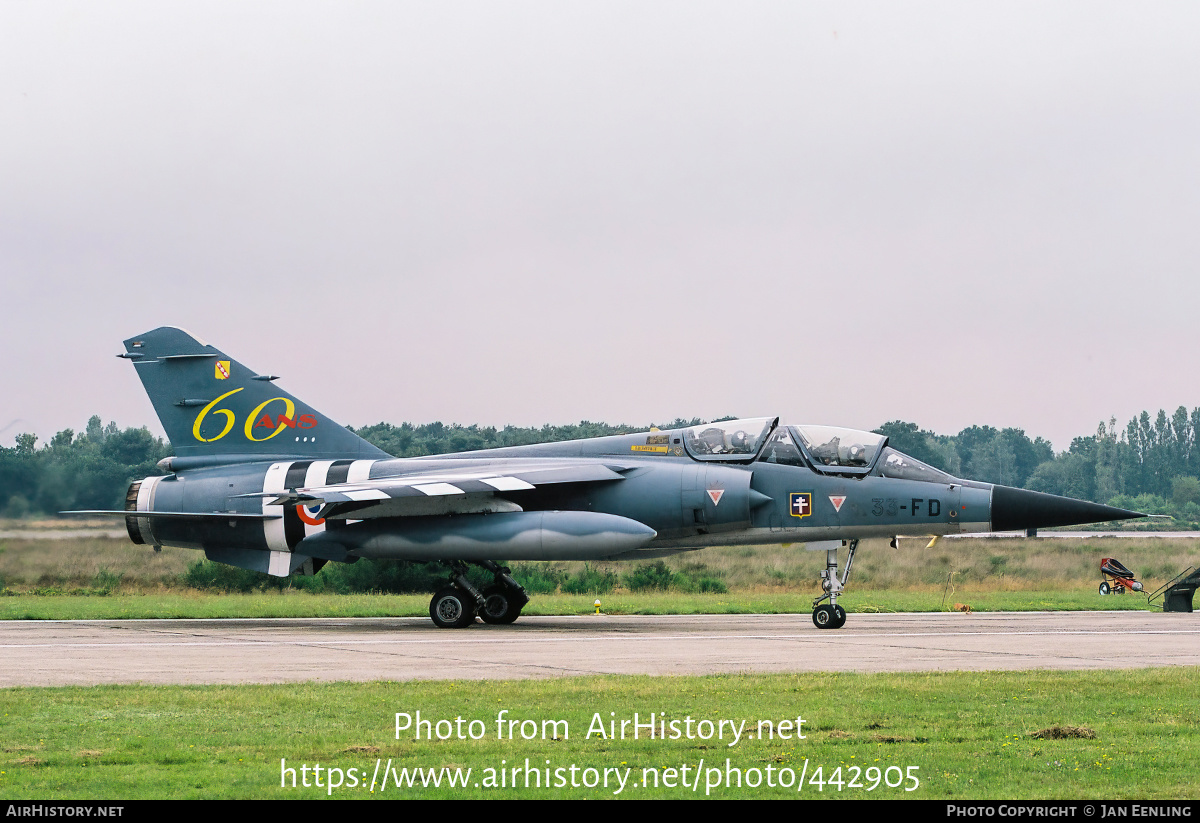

{"left": 681, "top": 417, "right": 776, "bottom": 458}
{"left": 679, "top": 417, "right": 956, "bottom": 483}
{"left": 793, "top": 425, "right": 886, "bottom": 469}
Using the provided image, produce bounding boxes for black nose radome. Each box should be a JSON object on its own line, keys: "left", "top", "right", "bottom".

{"left": 990, "top": 485, "right": 1145, "bottom": 532}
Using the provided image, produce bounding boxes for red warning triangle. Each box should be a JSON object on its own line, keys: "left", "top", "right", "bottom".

{"left": 707, "top": 489, "right": 725, "bottom": 506}
{"left": 829, "top": 495, "right": 846, "bottom": 512}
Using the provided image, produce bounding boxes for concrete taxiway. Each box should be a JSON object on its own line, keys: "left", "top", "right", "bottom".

{"left": 1, "top": 611, "right": 1196, "bottom": 686}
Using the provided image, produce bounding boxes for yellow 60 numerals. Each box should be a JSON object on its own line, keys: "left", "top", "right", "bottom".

{"left": 191, "top": 388, "right": 299, "bottom": 443}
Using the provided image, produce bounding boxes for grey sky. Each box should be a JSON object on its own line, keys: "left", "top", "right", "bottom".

{"left": 4, "top": 2, "right": 1199, "bottom": 452}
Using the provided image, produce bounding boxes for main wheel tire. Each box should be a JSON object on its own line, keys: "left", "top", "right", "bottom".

{"left": 813, "top": 604, "right": 835, "bottom": 629}
{"left": 831, "top": 604, "right": 847, "bottom": 629}
{"left": 479, "top": 584, "right": 522, "bottom": 625}
{"left": 1098, "top": 582, "right": 1110, "bottom": 595}
{"left": 430, "top": 587, "right": 476, "bottom": 628}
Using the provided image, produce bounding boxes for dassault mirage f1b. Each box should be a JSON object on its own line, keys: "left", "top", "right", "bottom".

{"left": 68, "top": 328, "right": 1145, "bottom": 629}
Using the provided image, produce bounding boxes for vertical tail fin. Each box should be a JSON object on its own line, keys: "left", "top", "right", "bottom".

{"left": 122, "top": 327, "right": 390, "bottom": 467}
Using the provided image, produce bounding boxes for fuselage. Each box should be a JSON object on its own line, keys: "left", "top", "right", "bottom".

{"left": 127, "top": 420, "right": 996, "bottom": 563}
{"left": 77, "top": 326, "right": 1146, "bottom": 627}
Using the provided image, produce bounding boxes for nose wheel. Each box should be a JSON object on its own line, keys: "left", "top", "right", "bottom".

{"left": 812, "top": 604, "right": 847, "bottom": 629}
{"left": 812, "top": 539, "right": 858, "bottom": 629}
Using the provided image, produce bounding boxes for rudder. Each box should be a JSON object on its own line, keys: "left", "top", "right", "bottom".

{"left": 122, "top": 327, "right": 389, "bottom": 467}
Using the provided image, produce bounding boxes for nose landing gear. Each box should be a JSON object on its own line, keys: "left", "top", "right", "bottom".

{"left": 812, "top": 539, "right": 858, "bottom": 629}
{"left": 812, "top": 603, "right": 846, "bottom": 629}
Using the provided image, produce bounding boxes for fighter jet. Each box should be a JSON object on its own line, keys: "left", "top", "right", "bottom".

{"left": 66, "top": 327, "right": 1144, "bottom": 629}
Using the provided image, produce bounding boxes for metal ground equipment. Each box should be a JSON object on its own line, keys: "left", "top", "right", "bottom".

{"left": 1098, "top": 557, "right": 1143, "bottom": 596}
{"left": 1147, "top": 566, "right": 1199, "bottom": 613}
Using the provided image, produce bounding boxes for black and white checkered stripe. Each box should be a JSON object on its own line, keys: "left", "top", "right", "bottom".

{"left": 263, "top": 459, "right": 379, "bottom": 552}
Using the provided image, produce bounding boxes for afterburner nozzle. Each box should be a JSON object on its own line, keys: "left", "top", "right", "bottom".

{"left": 989, "top": 485, "right": 1145, "bottom": 532}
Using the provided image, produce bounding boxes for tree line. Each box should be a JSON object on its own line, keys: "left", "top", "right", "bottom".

{"left": 0, "top": 417, "right": 695, "bottom": 517}
{"left": 875, "top": 409, "right": 1200, "bottom": 521}
{"left": 5, "top": 410, "right": 1200, "bottom": 524}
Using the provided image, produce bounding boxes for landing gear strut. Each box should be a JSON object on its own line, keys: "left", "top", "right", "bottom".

{"left": 427, "top": 560, "right": 530, "bottom": 629}
{"left": 812, "top": 539, "right": 858, "bottom": 630}
{"left": 477, "top": 560, "right": 529, "bottom": 625}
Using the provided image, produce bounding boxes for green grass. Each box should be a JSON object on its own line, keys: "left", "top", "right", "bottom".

{"left": 1, "top": 529, "right": 1194, "bottom": 800}
{"left": 2, "top": 669, "right": 1196, "bottom": 799}
{"left": 0, "top": 588, "right": 1161, "bottom": 620}
{"left": 1, "top": 531, "right": 1193, "bottom": 620}
{"left": 5, "top": 534, "right": 1200, "bottom": 595}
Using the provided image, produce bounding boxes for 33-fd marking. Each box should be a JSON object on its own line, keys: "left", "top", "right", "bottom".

{"left": 871, "top": 498, "right": 942, "bottom": 517}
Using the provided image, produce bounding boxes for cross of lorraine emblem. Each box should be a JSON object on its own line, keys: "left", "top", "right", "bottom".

{"left": 790, "top": 492, "right": 812, "bottom": 519}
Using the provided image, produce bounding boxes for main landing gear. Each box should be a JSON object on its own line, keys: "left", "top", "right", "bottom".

{"left": 812, "top": 539, "right": 858, "bottom": 630}
{"left": 428, "top": 560, "right": 530, "bottom": 629}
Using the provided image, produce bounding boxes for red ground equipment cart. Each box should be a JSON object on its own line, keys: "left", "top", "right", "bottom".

{"left": 1099, "top": 557, "right": 1143, "bottom": 595}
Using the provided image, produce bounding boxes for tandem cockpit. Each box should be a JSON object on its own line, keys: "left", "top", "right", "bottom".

{"left": 680, "top": 417, "right": 955, "bottom": 483}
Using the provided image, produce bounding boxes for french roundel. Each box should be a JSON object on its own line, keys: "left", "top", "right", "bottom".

{"left": 296, "top": 504, "right": 325, "bottom": 526}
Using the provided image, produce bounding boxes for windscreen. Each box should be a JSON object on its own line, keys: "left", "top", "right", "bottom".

{"left": 875, "top": 447, "right": 956, "bottom": 483}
